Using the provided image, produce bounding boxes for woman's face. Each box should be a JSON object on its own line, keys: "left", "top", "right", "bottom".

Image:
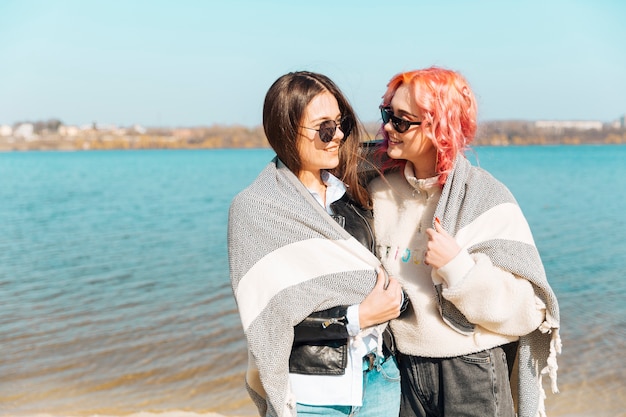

{"left": 296, "top": 91, "right": 344, "bottom": 179}
{"left": 384, "top": 84, "right": 436, "bottom": 167}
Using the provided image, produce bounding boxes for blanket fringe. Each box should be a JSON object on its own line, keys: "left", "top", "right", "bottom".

{"left": 540, "top": 328, "right": 561, "bottom": 394}
{"left": 536, "top": 326, "right": 561, "bottom": 416}
{"left": 536, "top": 374, "right": 547, "bottom": 417}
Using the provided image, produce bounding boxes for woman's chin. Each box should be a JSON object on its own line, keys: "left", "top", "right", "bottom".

{"left": 386, "top": 147, "right": 404, "bottom": 160}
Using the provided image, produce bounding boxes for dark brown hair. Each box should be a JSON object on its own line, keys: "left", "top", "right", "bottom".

{"left": 263, "top": 71, "right": 370, "bottom": 207}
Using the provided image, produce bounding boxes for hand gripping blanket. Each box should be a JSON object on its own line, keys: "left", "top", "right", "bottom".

{"left": 433, "top": 156, "right": 561, "bottom": 417}
{"left": 228, "top": 157, "right": 382, "bottom": 417}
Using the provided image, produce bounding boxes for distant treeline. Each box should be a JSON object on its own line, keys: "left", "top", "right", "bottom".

{"left": 1, "top": 120, "right": 625, "bottom": 151}
{"left": 476, "top": 120, "right": 625, "bottom": 146}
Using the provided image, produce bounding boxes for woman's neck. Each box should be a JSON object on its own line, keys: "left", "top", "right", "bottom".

{"left": 298, "top": 170, "right": 327, "bottom": 196}
{"left": 408, "top": 149, "right": 438, "bottom": 179}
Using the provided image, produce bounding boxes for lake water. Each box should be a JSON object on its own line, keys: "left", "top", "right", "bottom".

{"left": 1, "top": 146, "right": 624, "bottom": 417}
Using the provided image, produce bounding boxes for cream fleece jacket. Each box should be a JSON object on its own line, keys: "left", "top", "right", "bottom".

{"left": 369, "top": 163, "right": 546, "bottom": 358}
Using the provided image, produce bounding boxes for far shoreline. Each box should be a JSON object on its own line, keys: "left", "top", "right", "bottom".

{"left": 1, "top": 119, "right": 625, "bottom": 152}
{"left": 1, "top": 142, "right": 625, "bottom": 154}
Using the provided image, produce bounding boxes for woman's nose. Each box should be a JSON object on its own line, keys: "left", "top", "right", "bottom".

{"left": 333, "top": 126, "right": 344, "bottom": 142}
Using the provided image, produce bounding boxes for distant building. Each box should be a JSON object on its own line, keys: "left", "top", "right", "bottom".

{"left": 94, "top": 122, "right": 118, "bottom": 131}
{"left": 58, "top": 125, "right": 79, "bottom": 136}
{"left": 535, "top": 120, "right": 603, "bottom": 131}
{"left": 132, "top": 124, "right": 147, "bottom": 134}
{"left": 0, "top": 125, "right": 12, "bottom": 136}
{"left": 14, "top": 123, "right": 35, "bottom": 139}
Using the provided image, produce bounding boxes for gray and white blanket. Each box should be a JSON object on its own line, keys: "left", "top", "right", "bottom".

{"left": 228, "top": 157, "right": 381, "bottom": 417}
{"left": 433, "top": 155, "right": 561, "bottom": 417}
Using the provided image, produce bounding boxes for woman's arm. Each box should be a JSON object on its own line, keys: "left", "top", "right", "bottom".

{"left": 425, "top": 220, "right": 545, "bottom": 336}
{"left": 293, "top": 270, "right": 405, "bottom": 342}
{"left": 438, "top": 250, "right": 546, "bottom": 336}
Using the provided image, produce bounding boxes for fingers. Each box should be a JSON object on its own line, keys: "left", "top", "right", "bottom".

{"left": 388, "top": 278, "right": 404, "bottom": 316}
{"left": 434, "top": 216, "right": 442, "bottom": 232}
{"left": 375, "top": 269, "right": 402, "bottom": 306}
{"left": 376, "top": 268, "right": 390, "bottom": 290}
{"left": 381, "top": 267, "right": 389, "bottom": 290}
{"left": 434, "top": 217, "right": 451, "bottom": 237}
{"left": 386, "top": 277, "right": 403, "bottom": 301}
{"left": 360, "top": 273, "right": 404, "bottom": 327}
{"left": 375, "top": 272, "right": 402, "bottom": 302}
{"left": 425, "top": 217, "right": 442, "bottom": 239}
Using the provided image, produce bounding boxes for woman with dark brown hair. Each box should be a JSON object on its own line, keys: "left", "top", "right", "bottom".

{"left": 229, "top": 71, "right": 405, "bottom": 417}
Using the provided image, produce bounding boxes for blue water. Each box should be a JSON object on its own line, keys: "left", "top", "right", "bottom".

{"left": 0, "top": 146, "right": 624, "bottom": 417}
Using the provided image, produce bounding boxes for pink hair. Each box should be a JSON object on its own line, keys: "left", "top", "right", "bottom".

{"left": 378, "top": 66, "right": 477, "bottom": 187}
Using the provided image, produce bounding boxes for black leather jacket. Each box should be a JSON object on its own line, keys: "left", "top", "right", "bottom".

{"left": 289, "top": 193, "right": 380, "bottom": 375}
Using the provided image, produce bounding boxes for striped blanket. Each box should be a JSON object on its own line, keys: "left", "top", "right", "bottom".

{"left": 228, "top": 157, "right": 381, "bottom": 417}
{"left": 433, "top": 156, "right": 561, "bottom": 417}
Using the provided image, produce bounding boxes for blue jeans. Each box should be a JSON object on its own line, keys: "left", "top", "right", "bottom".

{"left": 296, "top": 355, "right": 401, "bottom": 417}
{"left": 397, "top": 344, "right": 516, "bottom": 417}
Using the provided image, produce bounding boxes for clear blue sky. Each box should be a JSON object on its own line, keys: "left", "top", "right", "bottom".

{"left": 1, "top": 0, "right": 624, "bottom": 128}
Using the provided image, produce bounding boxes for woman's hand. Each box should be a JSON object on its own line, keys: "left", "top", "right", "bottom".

{"left": 358, "top": 269, "right": 403, "bottom": 329}
{"left": 424, "top": 218, "right": 461, "bottom": 269}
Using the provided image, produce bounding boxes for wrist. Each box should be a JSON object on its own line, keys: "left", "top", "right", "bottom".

{"left": 346, "top": 304, "right": 360, "bottom": 336}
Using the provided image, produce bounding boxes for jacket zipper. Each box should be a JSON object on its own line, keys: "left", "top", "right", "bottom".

{"left": 302, "top": 316, "right": 347, "bottom": 328}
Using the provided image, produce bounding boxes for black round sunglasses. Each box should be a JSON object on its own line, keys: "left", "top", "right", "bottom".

{"left": 301, "top": 117, "right": 354, "bottom": 143}
{"left": 380, "top": 106, "right": 422, "bottom": 133}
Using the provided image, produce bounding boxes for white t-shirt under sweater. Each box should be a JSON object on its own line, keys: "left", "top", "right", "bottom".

{"left": 369, "top": 162, "right": 546, "bottom": 358}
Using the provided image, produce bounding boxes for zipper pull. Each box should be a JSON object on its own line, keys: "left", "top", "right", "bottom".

{"left": 322, "top": 316, "right": 346, "bottom": 328}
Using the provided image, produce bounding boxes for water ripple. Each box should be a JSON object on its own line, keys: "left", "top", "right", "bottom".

{"left": 1, "top": 147, "right": 624, "bottom": 417}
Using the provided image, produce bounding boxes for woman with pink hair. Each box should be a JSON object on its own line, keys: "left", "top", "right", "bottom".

{"left": 368, "top": 67, "right": 561, "bottom": 417}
